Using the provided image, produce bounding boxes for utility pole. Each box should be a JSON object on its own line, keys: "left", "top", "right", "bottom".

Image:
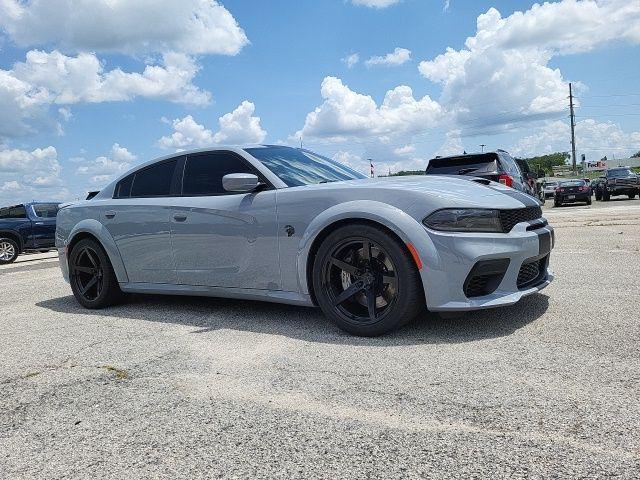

{"left": 569, "top": 82, "right": 577, "bottom": 173}
{"left": 479, "top": 144, "right": 486, "bottom": 153}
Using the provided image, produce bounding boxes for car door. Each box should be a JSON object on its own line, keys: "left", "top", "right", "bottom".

{"left": 169, "top": 151, "right": 280, "bottom": 290}
{"left": 102, "top": 158, "right": 180, "bottom": 284}
{"left": 29, "top": 204, "right": 59, "bottom": 248}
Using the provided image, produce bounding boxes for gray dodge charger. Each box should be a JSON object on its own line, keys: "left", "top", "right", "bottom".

{"left": 56, "top": 145, "right": 554, "bottom": 336}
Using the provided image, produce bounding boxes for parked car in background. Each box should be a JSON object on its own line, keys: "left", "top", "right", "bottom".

{"left": 594, "top": 167, "right": 639, "bottom": 201}
{"left": 554, "top": 179, "right": 591, "bottom": 207}
{"left": 56, "top": 145, "right": 554, "bottom": 337}
{"left": 0, "top": 202, "right": 60, "bottom": 264}
{"left": 425, "top": 150, "right": 540, "bottom": 200}
{"left": 543, "top": 180, "right": 559, "bottom": 199}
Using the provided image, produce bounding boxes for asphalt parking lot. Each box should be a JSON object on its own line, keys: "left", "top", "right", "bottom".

{"left": 1, "top": 201, "right": 639, "bottom": 478}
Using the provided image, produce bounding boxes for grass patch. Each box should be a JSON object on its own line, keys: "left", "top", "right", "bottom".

{"left": 101, "top": 365, "right": 128, "bottom": 380}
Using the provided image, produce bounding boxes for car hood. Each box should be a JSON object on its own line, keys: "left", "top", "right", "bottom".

{"left": 292, "top": 175, "right": 537, "bottom": 210}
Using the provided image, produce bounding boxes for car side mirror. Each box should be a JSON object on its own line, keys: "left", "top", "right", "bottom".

{"left": 222, "top": 173, "right": 261, "bottom": 193}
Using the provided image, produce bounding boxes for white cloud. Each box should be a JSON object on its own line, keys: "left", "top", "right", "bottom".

{"left": 0, "top": 145, "right": 63, "bottom": 203}
{"left": 76, "top": 144, "right": 137, "bottom": 185}
{"left": 159, "top": 101, "right": 267, "bottom": 150}
{"left": 12, "top": 50, "right": 211, "bottom": 106}
{"left": 351, "top": 0, "right": 400, "bottom": 8}
{"left": 511, "top": 118, "right": 640, "bottom": 159}
{"left": 296, "top": 76, "right": 442, "bottom": 141}
{"left": 418, "top": 0, "right": 640, "bottom": 132}
{"left": 365, "top": 47, "right": 411, "bottom": 67}
{"left": 213, "top": 101, "right": 267, "bottom": 144}
{"left": 0, "top": 0, "right": 248, "bottom": 56}
{"left": 394, "top": 144, "right": 415, "bottom": 156}
{"left": 158, "top": 115, "right": 215, "bottom": 150}
{"left": 342, "top": 53, "right": 360, "bottom": 69}
{"left": 0, "top": 50, "right": 211, "bottom": 139}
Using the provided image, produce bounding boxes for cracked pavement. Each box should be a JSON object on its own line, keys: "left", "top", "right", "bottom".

{"left": 1, "top": 203, "right": 639, "bottom": 478}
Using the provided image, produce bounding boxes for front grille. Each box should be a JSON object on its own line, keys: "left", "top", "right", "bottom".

{"left": 499, "top": 206, "right": 542, "bottom": 233}
{"left": 465, "top": 274, "right": 493, "bottom": 298}
{"left": 517, "top": 256, "right": 548, "bottom": 289}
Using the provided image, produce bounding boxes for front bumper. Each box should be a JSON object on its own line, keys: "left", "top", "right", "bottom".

{"left": 418, "top": 222, "right": 554, "bottom": 311}
{"left": 58, "top": 247, "right": 70, "bottom": 283}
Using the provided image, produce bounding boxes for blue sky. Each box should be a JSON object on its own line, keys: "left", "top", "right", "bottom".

{"left": 1, "top": 0, "right": 639, "bottom": 203}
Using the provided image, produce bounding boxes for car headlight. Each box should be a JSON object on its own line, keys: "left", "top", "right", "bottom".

{"left": 423, "top": 208, "right": 502, "bottom": 233}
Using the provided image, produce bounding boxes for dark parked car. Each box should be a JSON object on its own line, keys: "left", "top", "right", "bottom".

{"left": 594, "top": 167, "right": 639, "bottom": 201}
{"left": 554, "top": 179, "right": 591, "bottom": 207}
{"left": 425, "top": 150, "right": 540, "bottom": 200}
{"left": 0, "top": 202, "right": 59, "bottom": 264}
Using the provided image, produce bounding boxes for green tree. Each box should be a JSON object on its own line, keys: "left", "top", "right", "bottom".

{"left": 517, "top": 152, "right": 570, "bottom": 176}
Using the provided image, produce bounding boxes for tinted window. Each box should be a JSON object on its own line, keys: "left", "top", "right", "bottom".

{"left": 0, "top": 205, "right": 27, "bottom": 219}
{"left": 131, "top": 160, "right": 177, "bottom": 197}
{"left": 559, "top": 180, "right": 585, "bottom": 187}
{"left": 183, "top": 153, "right": 254, "bottom": 196}
{"left": 426, "top": 154, "right": 498, "bottom": 175}
{"left": 33, "top": 204, "right": 59, "bottom": 218}
{"left": 245, "top": 147, "right": 366, "bottom": 187}
{"left": 607, "top": 168, "right": 633, "bottom": 178}
{"left": 114, "top": 174, "right": 134, "bottom": 198}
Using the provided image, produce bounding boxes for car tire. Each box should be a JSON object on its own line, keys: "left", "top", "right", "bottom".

{"left": 554, "top": 199, "right": 561, "bottom": 207}
{"left": 586, "top": 197, "right": 592, "bottom": 205}
{"left": 69, "top": 238, "right": 123, "bottom": 309}
{"left": 629, "top": 194, "right": 636, "bottom": 200}
{"left": 312, "top": 224, "right": 424, "bottom": 336}
{"left": 603, "top": 191, "right": 610, "bottom": 201}
{"left": 595, "top": 192, "right": 601, "bottom": 201}
{"left": 0, "top": 237, "right": 19, "bottom": 264}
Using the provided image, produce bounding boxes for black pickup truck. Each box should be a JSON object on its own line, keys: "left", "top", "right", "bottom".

{"left": 0, "top": 202, "right": 59, "bottom": 264}
{"left": 594, "top": 167, "right": 640, "bottom": 201}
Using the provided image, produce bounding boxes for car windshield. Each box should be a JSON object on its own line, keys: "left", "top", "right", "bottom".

{"left": 32, "top": 203, "right": 59, "bottom": 218}
{"left": 559, "top": 180, "right": 585, "bottom": 187}
{"left": 245, "top": 146, "right": 367, "bottom": 187}
{"left": 608, "top": 168, "right": 633, "bottom": 178}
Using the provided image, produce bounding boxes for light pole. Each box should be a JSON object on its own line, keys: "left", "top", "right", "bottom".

{"left": 479, "top": 144, "right": 486, "bottom": 153}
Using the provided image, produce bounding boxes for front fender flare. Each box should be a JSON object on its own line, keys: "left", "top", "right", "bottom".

{"left": 296, "top": 200, "right": 439, "bottom": 296}
{"left": 67, "top": 219, "right": 129, "bottom": 283}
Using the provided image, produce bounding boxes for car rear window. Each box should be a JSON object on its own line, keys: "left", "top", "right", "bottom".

{"left": 426, "top": 154, "right": 499, "bottom": 176}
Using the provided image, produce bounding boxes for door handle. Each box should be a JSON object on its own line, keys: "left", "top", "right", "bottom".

{"left": 104, "top": 211, "right": 116, "bottom": 219}
{"left": 35, "top": 222, "right": 44, "bottom": 225}
{"left": 173, "top": 213, "right": 188, "bottom": 222}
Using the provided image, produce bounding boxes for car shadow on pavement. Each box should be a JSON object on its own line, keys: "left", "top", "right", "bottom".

{"left": 37, "top": 292, "right": 549, "bottom": 346}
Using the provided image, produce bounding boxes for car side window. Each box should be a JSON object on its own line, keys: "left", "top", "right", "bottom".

{"left": 114, "top": 174, "right": 134, "bottom": 199}
{"left": 182, "top": 152, "right": 256, "bottom": 196}
{"left": 130, "top": 160, "right": 178, "bottom": 198}
{"left": 4, "top": 206, "right": 27, "bottom": 218}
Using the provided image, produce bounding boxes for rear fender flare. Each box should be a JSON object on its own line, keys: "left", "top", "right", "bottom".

{"left": 67, "top": 219, "right": 129, "bottom": 283}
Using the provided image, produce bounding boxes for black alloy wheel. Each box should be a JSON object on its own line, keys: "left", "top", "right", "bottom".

{"left": 70, "top": 238, "right": 122, "bottom": 308}
{"left": 313, "top": 224, "right": 423, "bottom": 336}
{"left": 322, "top": 237, "right": 397, "bottom": 324}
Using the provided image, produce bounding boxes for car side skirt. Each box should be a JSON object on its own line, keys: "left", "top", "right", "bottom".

{"left": 119, "top": 282, "right": 315, "bottom": 307}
